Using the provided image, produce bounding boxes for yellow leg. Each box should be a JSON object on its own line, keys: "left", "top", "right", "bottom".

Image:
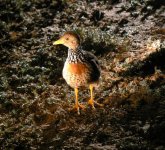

{"left": 75, "top": 88, "right": 79, "bottom": 113}
{"left": 74, "top": 88, "right": 85, "bottom": 114}
{"left": 88, "top": 84, "right": 103, "bottom": 109}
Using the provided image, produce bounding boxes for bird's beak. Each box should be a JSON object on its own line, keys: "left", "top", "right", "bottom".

{"left": 53, "top": 39, "right": 63, "bottom": 45}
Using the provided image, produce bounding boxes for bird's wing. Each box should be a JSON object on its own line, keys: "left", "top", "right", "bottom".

{"left": 82, "top": 50, "right": 101, "bottom": 82}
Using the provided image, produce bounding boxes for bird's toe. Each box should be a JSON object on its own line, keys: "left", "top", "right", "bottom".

{"left": 88, "top": 99, "right": 103, "bottom": 109}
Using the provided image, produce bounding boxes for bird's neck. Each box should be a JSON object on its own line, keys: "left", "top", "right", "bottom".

{"left": 67, "top": 47, "right": 83, "bottom": 63}
{"left": 68, "top": 47, "right": 81, "bottom": 54}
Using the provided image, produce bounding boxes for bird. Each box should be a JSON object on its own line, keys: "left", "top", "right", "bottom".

{"left": 53, "top": 31, "right": 102, "bottom": 114}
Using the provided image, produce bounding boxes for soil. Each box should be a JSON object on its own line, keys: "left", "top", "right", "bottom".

{"left": 0, "top": 0, "right": 165, "bottom": 149}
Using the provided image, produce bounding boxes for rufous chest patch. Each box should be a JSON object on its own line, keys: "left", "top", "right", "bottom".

{"left": 66, "top": 63, "right": 87, "bottom": 75}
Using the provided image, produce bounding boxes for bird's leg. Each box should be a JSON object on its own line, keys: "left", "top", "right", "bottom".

{"left": 74, "top": 88, "right": 85, "bottom": 114}
{"left": 74, "top": 88, "right": 80, "bottom": 114}
{"left": 88, "top": 84, "right": 103, "bottom": 109}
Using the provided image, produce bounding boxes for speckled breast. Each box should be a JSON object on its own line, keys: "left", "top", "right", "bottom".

{"left": 62, "top": 62, "right": 90, "bottom": 88}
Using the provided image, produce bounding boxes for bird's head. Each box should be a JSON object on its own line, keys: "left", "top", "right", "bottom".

{"left": 53, "top": 31, "right": 80, "bottom": 50}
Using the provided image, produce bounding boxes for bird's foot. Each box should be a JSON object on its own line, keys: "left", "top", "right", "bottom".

{"left": 88, "top": 99, "right": 103, "bottom": 109}
{"left": 73, "top": 103, "right": 85, "bottom": 115}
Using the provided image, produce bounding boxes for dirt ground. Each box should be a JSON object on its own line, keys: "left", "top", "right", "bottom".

{"left": 0, "top": 0, "right": 165, "bottom": 149}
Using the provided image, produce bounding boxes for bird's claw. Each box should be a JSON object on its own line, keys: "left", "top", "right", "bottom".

{"left": 88, "top": 99, "right": 103, "bottom": 109}
{"left": 72, "top": 103, "right": 85, "bottom": 114}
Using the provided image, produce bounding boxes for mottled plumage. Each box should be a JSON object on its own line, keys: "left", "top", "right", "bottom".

{"left": 53, "top": 31, "right": 102, "bottom": 114}
{"left": 63, "top": 47, "right": 100, "bottom": 88}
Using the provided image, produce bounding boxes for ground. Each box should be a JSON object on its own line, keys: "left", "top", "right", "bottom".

{"left": 0, "top": 0, "right": 165, "bottom": 149}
